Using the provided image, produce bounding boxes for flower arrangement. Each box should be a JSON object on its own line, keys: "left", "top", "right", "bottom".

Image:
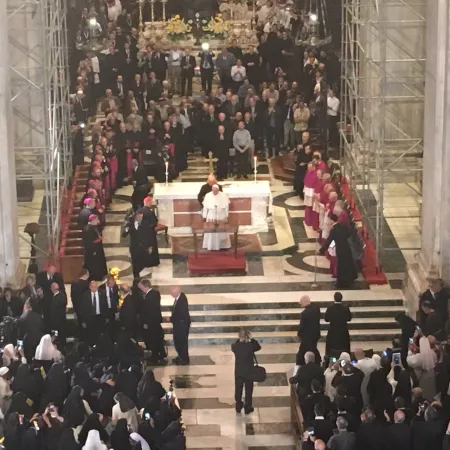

{"left": 202, "top": 14, "right": 233, "bottom": 38}
{"left": 165, "top": 15, "right": 192, "bottom": 40}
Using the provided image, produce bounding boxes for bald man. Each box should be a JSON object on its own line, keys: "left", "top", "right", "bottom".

{"left": 297, "top": 295, "right": 321, "bottom": 366}
{"left": 197, "top": 174, "right": 223, "bottom": 206}
{"left": 169, "top": 286, "right": 191, "bottom": 364}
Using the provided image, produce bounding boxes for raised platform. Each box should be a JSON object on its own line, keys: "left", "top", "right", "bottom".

{"left": 187, "top": 251, "right": 246, "bottom": 275}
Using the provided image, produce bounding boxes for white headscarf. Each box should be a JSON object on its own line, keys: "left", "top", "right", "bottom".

{"left": 419, "top": 336, "right": 437, "bottom": 371}
{"left": 130, "top": 433, "right": 150, "bottom": 450}
{"left": 35, "top": 334, "right": 59, "bottom": 361}
{"left": 339, "top": 352, "right": 351, "bottom": 363}
{"left": 2, "top": 344, "right": 15, "bottom": 366}
{"left": 82, "top": 430, "right": 108, "bottom": 450}
{"left": 372, "top": 354, "right": 381, "bottom": 369}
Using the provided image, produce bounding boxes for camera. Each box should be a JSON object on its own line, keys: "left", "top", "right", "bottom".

{"left": 392, "top": 352, "right": 401, "bottom": 366}
{"left": 144, "top": 412, "right": 151, "bottom": 420}
{"left": 17, "top": 340, "right": 23, "bottom": 348}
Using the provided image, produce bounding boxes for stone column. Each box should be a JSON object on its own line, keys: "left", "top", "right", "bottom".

{"left": 0, "top": 0, "right": 22, "bottom": 286}
{"left": 404, "top": 0, "right": 450, "bottom": 314}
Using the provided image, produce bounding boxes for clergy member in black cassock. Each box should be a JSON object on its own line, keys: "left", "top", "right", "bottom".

{"left": 197, "top": 175, "right": 223, "bottom": 206}
{"left": 122, "top": 210, "right": 160, "bottom": 279}
{"left": 319, "top": 214, "right": 358, "bottom": 288}
{"left": 324, "top": 292, "right": 352, "bottom": 357}
{"left": 293, "top": 144, "right": 312, "bottom": 197}
{"left": 82, "top": 215, "right": 108, "bottom": 282}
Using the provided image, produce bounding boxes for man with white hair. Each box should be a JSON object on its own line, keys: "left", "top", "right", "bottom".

{"left": 327, "top": 416, "right": 356, "bottom": 450}
{"left": 202, "top": 185, "right": 231, "bottom": 251}
{"left": 297, "top": 295, "right": 321, "bottom": 365}
{"left": 289, "top": 351, "right": 324, "bottom": 398}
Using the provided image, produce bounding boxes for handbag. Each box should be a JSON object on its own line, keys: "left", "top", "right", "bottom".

{"left": 248, "top": 354, "right": 266, "bottom": 382}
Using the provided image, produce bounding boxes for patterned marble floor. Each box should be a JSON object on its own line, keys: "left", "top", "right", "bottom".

{"left": 96, "top": 153, "right": 408, "bottom": 449}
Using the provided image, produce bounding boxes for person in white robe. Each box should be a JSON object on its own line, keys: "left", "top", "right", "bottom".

{"left": 202, "top": 185, "right": 231, "bottom": 251}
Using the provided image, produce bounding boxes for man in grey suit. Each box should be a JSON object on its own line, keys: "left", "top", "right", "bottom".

{"left": 327, "top": 417, "right": 356, "bottom": 450}
{"left": 215, "top": 47, "right": 236, "bottom": 92}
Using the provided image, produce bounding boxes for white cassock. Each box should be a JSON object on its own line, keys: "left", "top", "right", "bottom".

{"left": 202, "top": 191, "right": 231, "bottom": 251}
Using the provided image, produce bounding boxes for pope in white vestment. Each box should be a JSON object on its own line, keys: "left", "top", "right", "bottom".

{"left": 202, "top": 185, "right": 231, "bottom": 251}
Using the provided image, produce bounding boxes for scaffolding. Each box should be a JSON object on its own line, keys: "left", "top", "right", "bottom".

{"left": 7, "top": 0, "right": 72, "bottom": 254}
{"left": 340, "top": 0, "right": 426, "bottom": 270}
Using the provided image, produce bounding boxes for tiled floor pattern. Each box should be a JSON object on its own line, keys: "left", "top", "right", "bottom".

{"left": 15, "top": 106, "right": 419, "bottom": 448}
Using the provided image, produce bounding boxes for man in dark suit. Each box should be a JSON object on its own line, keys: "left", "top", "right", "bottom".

{"left": 48, "top": 282, "right": 67, "bottom": 348}
{"left": 151, "top": 47, "right": 167, "bottom": 81}
{"left": 418, "top": 278, "right": 450, "bottom": 329}
{"left": 120, "top": 42, "right": 137, "bottom": 88}
{"left": 131, "top": 159, "right": 150, "bottom": 210}
{"left": 300, "top": 379, "right": 331, "bottom": 423}
{"left": 297, "top": 295, "right": 321, "bottom": 365}
{"left": 103, "top": 45, "right": 121, "bottom": 88}
{"left": 36, "top": 264, "right": 65, "bottom": 333}
{"left": 308, "top": 403, "right": 334, "bottom": 443}
{"left": 138, "top": 279, "right": 166, "bottom": 364}
{"left": 80, "top": 280, "right": 107, "bottom": 345}
{"left": 146, "top": 71, "right": 163, "bottom": 104}
{"left": 387, "top": 410, "right": 410, "bottom": 450}
{"left": 181, "top": 49, "right": 196, "bottom": 96}
{"left": 17, "top": 300, "right": 44, "bottom": 363}
{"left": 169, "top": 286, "right": 191, "bottom": 365}
{"left": 36, "top": 264, "right": 65, "bottom": 297}
{"left": 70, "top": 269, "right": 90, "bottom": 327}
{"left": 99, "top": 275, "right": 119, "bottom": 340}
{"left": 198, "top": 48, "right": 215, "bottom": 94}
{"left": 119, "top": 283, "right": 140, "bottom": 338}
{"left": 289, "top": 351, "right": 324, "bottom": 399}
{"left": 132, "top": 73, "right": 145, "bottom": 111}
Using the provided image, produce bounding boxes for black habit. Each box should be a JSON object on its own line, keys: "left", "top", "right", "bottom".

{"left": 320, "top": 223, "right": 358, "bottom": 288}
{"left": 324, "top": 302, "right": 352, "bottom": 357}
{"left": 293, "top": 148, "right": 312, "bottom": 196}
{"left": 297, "top": 303, "right": 321, "bottom": 365}
{"left": 122, "top": 219, "right": 160, "bottom": 278}
{"left": 82, "top": 225, "right": 108, "bottom": 281}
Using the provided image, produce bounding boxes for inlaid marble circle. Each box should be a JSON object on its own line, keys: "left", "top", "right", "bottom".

{"left": 284, "top": 196, "right": 303, "bottom": 207}
{"left": 303, "top": 255, "right": 330, "bottom": 269}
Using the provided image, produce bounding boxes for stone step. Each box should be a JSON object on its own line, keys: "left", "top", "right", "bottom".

{"left": 162, "top": 329, "right": 400, "bottom": 346}
{"left": 158, "top": 318, "right": 397, "bottom": 334}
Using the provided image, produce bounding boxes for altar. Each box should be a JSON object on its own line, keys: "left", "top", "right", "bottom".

{"left": 153, "top": 181, "right": 272, "bottom": 235}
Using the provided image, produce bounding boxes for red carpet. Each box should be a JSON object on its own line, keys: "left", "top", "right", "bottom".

{"left": 187, "top": 252, "right": 246, "bottom": 275}
{"left": 340, "top": 179, "right": 388, "bottom": 285}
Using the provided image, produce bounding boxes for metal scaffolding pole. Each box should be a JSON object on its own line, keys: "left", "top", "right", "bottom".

{"left": 7, "top": 0, "right": 71, "bottom": 254}
{"left": 340, "top": 0, "right": 426, "bottom": 270}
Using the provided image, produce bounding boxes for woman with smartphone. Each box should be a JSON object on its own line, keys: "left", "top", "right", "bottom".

{"left": 231, "top": 328, "right": 262, "bottom": 415}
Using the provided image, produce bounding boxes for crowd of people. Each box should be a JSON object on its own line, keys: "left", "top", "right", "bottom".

{"left": 288, "top": 286, "right": 450, "bottom": 450}
{"left": 0, "top": 267, "right": 192, "bottom": 449}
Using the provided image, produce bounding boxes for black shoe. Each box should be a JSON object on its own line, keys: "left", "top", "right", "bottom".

{"left": 172, "top": 357, "right": 181, "bottom": 364}
{"left": 235, "top": 402, "right": 243, "bottom": 413}
{"left": 244, "top": 406, "right": 254, "bottom": 415}
{"left": 177, "top": 359, "right": 190, "bottom": 365}
{"left": 243, "top": 175, "right": 249, "bottom": 179}
{"left": 156, "top": 359, "right": 167, "bottom": 366}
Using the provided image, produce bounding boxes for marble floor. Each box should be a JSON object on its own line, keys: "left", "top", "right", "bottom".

{"left": 15, "top": 113, "right": 420, "bottom": 448}
{"left": 95, "top": 154, "right": 410, "bottom": 448}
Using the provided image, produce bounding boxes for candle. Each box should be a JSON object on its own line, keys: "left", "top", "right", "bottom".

{"left": 254, "top": 156, "right": 257, "bottom": 183}
{"left": 165, "top": 161, "right": 169, "bottom": 172}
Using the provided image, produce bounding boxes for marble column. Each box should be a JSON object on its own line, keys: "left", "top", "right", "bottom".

{"left": 0, "top": 1, "right": 23, "bottom": 286}
{"left": 404, "top": 0, "right": 450, "bottom": 314}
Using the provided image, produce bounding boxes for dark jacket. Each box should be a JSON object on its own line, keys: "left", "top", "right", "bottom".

{"left": 140, "top": 289, "right": 162, "bottom": 327}
{"left": 298, "top": 303, "right": 321, "bottom": 344}
{"left": 231, "top": 338, "right": 261, "bottom": 379}
{"left": 292, "top": 362, "right": 324, "bottom": 398}
{"left": 70, "top": 278, "right": 90, "bottom": 319}
{"left": 387, "top": 422, "right": 410, "bottom": 450}
{"left": 170, "top": 293, "right": 191, "bottom": 326}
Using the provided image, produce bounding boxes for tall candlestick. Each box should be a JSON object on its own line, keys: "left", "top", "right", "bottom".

{"left": 254, "top": 156, "right": 257, "bottom": 183}
{"left": 165, "top": 161, "right": 169, "bottom": 185}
